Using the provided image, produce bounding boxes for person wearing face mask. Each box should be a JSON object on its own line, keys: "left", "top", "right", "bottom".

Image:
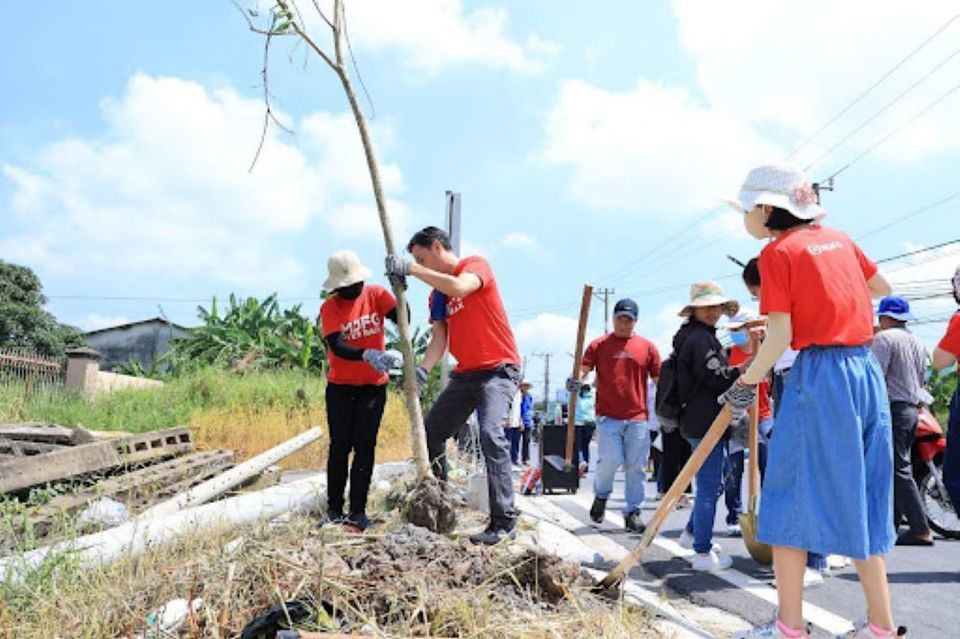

{"left": 723, "top": 309, "right": 771, "bottom": 536}
{"left": 320, "top": 250, "right": 401, "bottom": 531}
{"left": 672, "top": 282, "right": 743, "bottom": 572}
{"left": 722, "top": 165, "right": 898, "bottom": 639}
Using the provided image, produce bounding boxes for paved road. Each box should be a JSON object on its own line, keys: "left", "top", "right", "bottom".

{"left": 522, "top": 440, "right": 960, "bottom": 638}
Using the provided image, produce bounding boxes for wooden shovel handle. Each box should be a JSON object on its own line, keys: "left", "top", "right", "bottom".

{"left": 565, "top": 284, "right": 593, "bottom": 465}
{"left": 600, "top": 404, "right": 733, "bottom": 589}
{"left": 747, "top": 396, "right": 760, "bottom": 501}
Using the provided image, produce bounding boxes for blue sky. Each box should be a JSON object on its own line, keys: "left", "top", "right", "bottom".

{"left": 2, "top": 1, "right": 959, "bottom": 398}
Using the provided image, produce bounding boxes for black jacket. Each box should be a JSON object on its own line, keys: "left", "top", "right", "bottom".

{"left": 673, "top": 318, "right": 739, "bottom": 440}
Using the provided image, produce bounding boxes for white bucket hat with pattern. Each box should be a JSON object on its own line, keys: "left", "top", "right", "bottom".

{"left": 679, "top": 281, "right": 740, "bottom": 318}
{"left": 723, "top": 164, "right": 827, "bottom": 222}
{"left": 323, "top": 250, "right": 372, "bottom": 291}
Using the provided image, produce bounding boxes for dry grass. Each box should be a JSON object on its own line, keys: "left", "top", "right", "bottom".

{"left": 189, "top": 391, "right": 414, "bottom": 470}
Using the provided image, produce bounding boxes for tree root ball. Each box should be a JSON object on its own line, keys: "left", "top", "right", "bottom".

{"left": 402, "top": 476, "right": 458, "bottom": 534}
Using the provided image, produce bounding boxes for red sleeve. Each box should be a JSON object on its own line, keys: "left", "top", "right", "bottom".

{"left": 648, "top": 341, "right": 662, "bottom": 378}
{"left": 581, "top": 338, "right": 598, "bottom": 370}
{"left": 939, "top": 313, "right": 960, "bottom": 356}
{"left": 376, "top": 285, "right": 397, "bottom": 316}
{"left": 320, "top": 300, "right": 339, "bottom": 338}
{"left": 461, "top": 256, "right": 494, "bottom": 289}
{"left": 851, "top": 239, "right": 878, "bottom": 282}
{"left": 758, "top": 244, "right": 792, "bottom": 315}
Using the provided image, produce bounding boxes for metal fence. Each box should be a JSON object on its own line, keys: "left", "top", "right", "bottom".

{"left": 0, "top": 348, "right": 64, "bottom": 395}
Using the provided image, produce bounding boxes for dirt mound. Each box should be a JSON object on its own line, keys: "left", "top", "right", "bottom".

{"left": 401, "top": 476, "right": 459, "bottom": 533}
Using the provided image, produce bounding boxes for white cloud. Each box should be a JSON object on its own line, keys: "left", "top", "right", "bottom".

{"left": 541, "top": 78, "right": 779, "bottom": 213}
{"left": 77, "top": 314, "right": 131, "bottom": 332}
{"left": 671, "top": 0, "right": 960, "bottom": 168}
{"left": 0, "top": 74, "right": 406, "bottom": 294}
{"left": 502, "top": 231, "right": 545, "bottom": 254}
{"left": 512, "top": 312, "right": 601, "bottom": 400}
{"left": 305, "top": 0, "right": 558, "bottom": 74}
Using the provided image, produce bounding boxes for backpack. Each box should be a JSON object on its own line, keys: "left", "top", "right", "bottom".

{"left": 654, "top": 355, "right": 683, "bottom": 433}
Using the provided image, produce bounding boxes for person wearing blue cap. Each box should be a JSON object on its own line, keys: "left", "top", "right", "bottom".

{"left": 870, "top": 296, "right": 934, "bottom": 547}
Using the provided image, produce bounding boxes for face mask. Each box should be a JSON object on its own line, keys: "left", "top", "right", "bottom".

{"left": 337, "top": 282, "right": 363, "bottom": 300}
{"left": 729, "top": 331, "right": 748, "bottom": 346}
{"left": 744, "top": 206, "right": 771, "bottom": 240}
{"left": 953, "top": 266, "right": 960, "bottom": 304}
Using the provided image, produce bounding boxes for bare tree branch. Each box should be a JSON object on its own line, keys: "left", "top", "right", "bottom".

{"left": 250, "top": 31, "right": 295, "bottom": 173}
{"left": 342, "top": 1, "right": 376, "bottom": 119}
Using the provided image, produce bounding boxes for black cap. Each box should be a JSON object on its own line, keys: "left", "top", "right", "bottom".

{"left": 613, "top": 298, "right": 638, "bottom": 321}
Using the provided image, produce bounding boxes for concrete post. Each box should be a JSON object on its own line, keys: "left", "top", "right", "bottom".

{"left": 65, "top": 347, "right": 102, "bottom": 392}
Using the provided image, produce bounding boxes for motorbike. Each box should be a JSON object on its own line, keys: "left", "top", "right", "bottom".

{"left": 912, "top": 407, "right": 960, "bottom": 539}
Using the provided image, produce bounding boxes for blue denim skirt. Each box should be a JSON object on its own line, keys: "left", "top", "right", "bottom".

{"left": 757, "top": 345, "right": 895, "bottom": 559}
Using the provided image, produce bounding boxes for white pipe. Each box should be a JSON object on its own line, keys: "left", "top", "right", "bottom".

{"left": 0, "top": 473, "right": 327, "bottom": 584}
{"left": 139, "top": 427, "right": 322, "bottom": 518}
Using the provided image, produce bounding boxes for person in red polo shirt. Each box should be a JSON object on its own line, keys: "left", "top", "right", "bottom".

{"left": 723, "top": 165, "right": 898, "bottom": 639}
{"left": 386, "top": 226, "right": 521, "bottom": 545}
{"left": 320, "top": 250, "right": 400, "bottom": 531}
{"left": 568, "top": 298, "right": 661, "bottom": 534}
{"left": 932, "top": 265, "right": 960, "bottom": 517}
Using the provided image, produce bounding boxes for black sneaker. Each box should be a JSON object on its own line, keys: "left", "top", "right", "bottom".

{"left": 589, "top": 497, "right": 607, "bottom": 524}
{"left": 469, "top": 525, "right": 517, "bottom": 546}
{"left": 625, "top": 509, "right": 646, "bottom": 534}
{"left": 345, "top": 512, "right": 372, "bottom": 531}
{"left": 319, "top": 509, "right": 345, "bottom": 526}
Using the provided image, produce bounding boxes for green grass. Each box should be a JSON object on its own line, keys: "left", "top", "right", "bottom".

{"left": 0, "top": 367, "right": 327, "bottom": 432}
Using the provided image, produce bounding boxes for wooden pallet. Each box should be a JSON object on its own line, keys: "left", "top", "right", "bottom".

{"left": 0, "top": 427, "right": 195, "bottom": 494}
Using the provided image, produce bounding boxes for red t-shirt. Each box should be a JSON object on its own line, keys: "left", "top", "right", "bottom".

{"left": 428, "top": 256, "right": 520, "bottom": 372}
{"left": 320, "top": 284, "right": 396, "bottom": 386}
{"left": 939, "top": 312, "right": 960, "bottom": 356}
{"left": 581, "top": 333, "right": 661, "bottom": 421}
{"left": 759, "top": 225, "right": 877, "bottom": 351}
{"left": 728, "top": 346, "right": 772, "bottom": 420}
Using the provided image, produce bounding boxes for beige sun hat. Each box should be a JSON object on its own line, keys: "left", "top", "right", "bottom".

{"left": 323, "top": 250, "right": 373, "bottom": 291}
{"left": 722, "top": 164, "right": 827, "bottom": 222}
{"left": 679, "top": 281, "right": 740, "bottom": 318}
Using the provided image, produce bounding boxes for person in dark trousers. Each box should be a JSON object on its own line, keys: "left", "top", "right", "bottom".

{"left": 932, "top": 265, "right": 960, "bottom": 516}
{"left": 386, "top": 226, "right": 522, "bottom": 545}
{"left": 519, "top": 380, "right": 534, "bottom": 465}
{"left": 320, "top": 250, "right": 400, "bottom": 531}
{"left": 871, "top": 296, "right": 934, "bottom": 547}
{"left": 673, "top": 281, "right": 741, "bottom": 572}
{"left": 574, "top": 382, "right": 597, "bottom": 470}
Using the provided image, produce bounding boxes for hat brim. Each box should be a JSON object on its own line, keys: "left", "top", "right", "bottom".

{"left": 722, "top": 193, "right": 827, "bottom": 222}
{"left": 323, "top": 264, "right": 373, "bottom": 292}
{"left": 679, "top": 297, "right": 740, "bottom": 318}
{"left": 877, "top": 311, "right": 916, "bottom": 322}
{"left": 613, "top": 311, "right": 638, "bottom": 321}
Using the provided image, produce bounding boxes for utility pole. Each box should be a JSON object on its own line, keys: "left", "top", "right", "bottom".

{"left": 531, "top": 352, "right": 551, "bottom": 410}
{"left": 594, "top": 287, "right": 615, "bottom": 333}
{"left": 812, "top": 177, "right": 834, "bottom": 204}
{"left": 521, "top": 355, "right": 528, "bottom": 379}
{"left": 440, "top": 191, "right": 461, "bottom": 390}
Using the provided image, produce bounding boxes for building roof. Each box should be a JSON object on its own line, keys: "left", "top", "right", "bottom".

{"left": 83, "top": 317, "right": 192, "bottom": 337}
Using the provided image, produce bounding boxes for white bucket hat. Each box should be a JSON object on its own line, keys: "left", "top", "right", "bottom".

{"left": 679, "top": 281, "right": 740, "bottom": 317}
{"left": 723, "top": 164, "right": 827, "bottom": 222}
{"left": 726, "top": 307, "right": 759, "bottom": 331}
{"left": 323, "top": 250, "right": 372, "bottom": 291}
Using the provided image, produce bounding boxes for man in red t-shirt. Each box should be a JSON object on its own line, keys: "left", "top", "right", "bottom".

{"left": 386, "top": 226, "right": 521, "bottom": 545}
{"left": 932, "top": 265, "right": 960, "bottom": 515}
{"left": 320, "top": 250, "right": 399, "bottom": 531}
{"left": 568, "top": 298, "right": 661, "bottom": 534}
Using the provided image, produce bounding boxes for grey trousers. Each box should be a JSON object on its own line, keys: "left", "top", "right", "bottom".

{"left": 891, "top": 401, "right": 931, "bottom": 536}
{"left": 425, "top": 363, "right": 520, "bottom": 527}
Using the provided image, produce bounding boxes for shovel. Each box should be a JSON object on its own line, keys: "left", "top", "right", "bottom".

{"left": 599, "top": 404, "right": 734, "bottom": 589}
{"left": 740, "top": 397, "right": 773, "bottom": 565}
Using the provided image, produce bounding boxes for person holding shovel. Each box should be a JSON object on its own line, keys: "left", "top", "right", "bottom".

{"left": 320, "top": 250, "right": 400, "bottom": 531}
{"left": 570, "top": 298, "right": 661, "bottom": 533}
{"left": 385, "top": 226, "right": 521, "bottom": 545}
{"left": 672, "top": 282, "right": 742, "bottom": 572}
{"left": 723, "top": 164, "right": 899, "bottom": 639}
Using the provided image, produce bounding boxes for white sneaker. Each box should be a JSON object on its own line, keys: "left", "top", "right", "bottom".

{"left": 835, "top": 621, "right": 906, "bottom": 638}
{"left": 690, "top": 550, "right": 733, "bottom": 572}
{"left": 773, "top": 568, "right": 824, "bottom": 589}
{"left": 727, "top": 522, "right": 742, "bottom": 536}
{"left": 678, "top": 529, "right": 721, "bottom": 552}
{"left": 734, "top": 619, "right": 810, "bottom": 639}
{"left": 827, "top": 554, "right": 852, "bottom": 569}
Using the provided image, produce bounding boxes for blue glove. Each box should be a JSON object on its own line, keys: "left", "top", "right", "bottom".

{"left": 565, "top": 377, "right": 582, "bottom": 394}
{"left": 362, "top": 349, "right": 399, "bottom": 373}
{"left": 718, "top": 381, "right": 756, "bottom": 420}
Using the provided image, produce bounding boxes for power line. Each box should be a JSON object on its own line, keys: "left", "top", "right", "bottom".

{"left": 803, "top": 43, "right": 960, "bottom": 173}
{"left": 786, "top": 11, "right": 960, "bottom": 161}
{"left": 856, "top": 190, "right": 960, "bottom": 241}
{"left": 875, "top": 238, "right": 960, "bottom": 264}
